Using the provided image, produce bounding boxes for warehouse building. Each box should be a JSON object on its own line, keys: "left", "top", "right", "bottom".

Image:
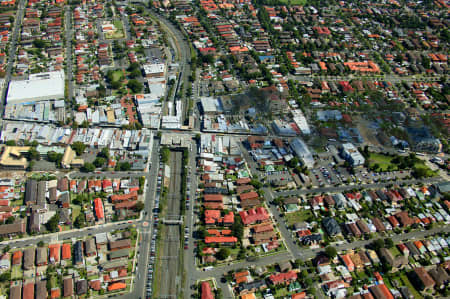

{"left": 6, "top": 71, "right": 65, "bottom": 104}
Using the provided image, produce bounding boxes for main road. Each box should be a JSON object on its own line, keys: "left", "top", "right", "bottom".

{"left": 0, "top": 0, "right": 27, "bottom": 114}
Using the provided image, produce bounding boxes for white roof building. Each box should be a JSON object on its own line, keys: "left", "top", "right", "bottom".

{"left": 7, "top": 71, "right": 65, "bottom": 104}
{"left": 341, "top": 143, "right": 365, "bottom": 166}
{"left": 290, "top": 138, "right": 315, "bottom": 168}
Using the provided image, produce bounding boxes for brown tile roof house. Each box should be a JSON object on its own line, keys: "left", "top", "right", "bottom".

{"left": 428, "top": 266, "right": 449, "bottom": 288}
{"left": 10, "top": 284, "right": 21, "bottom": 299}
{"left": 356, "top": 220, "right": 370, "bottom": 234}
{"left": 412, "top": 267, "right": 435, "bottom": 290}
{"left": 63, "top": 277, "right": 73, "bottom": 297}
{"left": 278, "top": 261, "right": 292, "bottom": 272}
{"left": 358, "top": 251, "right": 371, "bottom": 266}
{"left": 349, "top": 251, "right": 364, "bottom": 269}
{"left": 236, "top": 178, "right": 252, "bottom": 185}
{"left": 372, "top": 217, "right": 386, "bottom": 232}
{"left": 109, "top": 239, "right": 131, "bottom": 251}
{"left": 23, "top": 282, "right": 35, "bottom": 299}
{"left": 36, "top": 280, "right": 47, "bottom": 299}
{"left": 252, "top": 230, "right": 277, "bottom": 245}
{"left": 239, "top": 191, "right": 259, "bottom": 201}
{"left": 283, "top": 197, "right": 299, "bottom": 205}
{"left": 204, "top": 194, "right": 223, "bottom": 202}
{"left": 240, "top": 198, "right": 261, "bottom": 209}
{"left": 85, "top": 238, "right": 96, "bottom": 256}
{"left": 36, "top": 247, "right": 48, "bottom": 266}
{"left": 23, "top": 248, "right": 35, "bottom": 270}
{"left": 347, "top": 223, "right": 361, "bottom": 237}
{"left": 76, "top": 279, "right": 88, "bottom": 295}
{"left": 89, "top": 279, "right": 101, "bottom": 291}
{"left": 57, "top": 177, "right": 69, "bottom": 192}
{"left": 236, "top": 185, "right": 254, "bottom": 194}
{"left": 379, "top": 248, "right": 407, "bottom": 269}
{"left": 370, "top": 284, "right": 393, "bottom": 299}
{"left": 48, "top": 187, "right": 57, "bottom": 203}
{"left": 395, "top": 211, "right": 415, "bottom": 227}
{"left": 0, "top": 221, "right": 26, "bottom": 237}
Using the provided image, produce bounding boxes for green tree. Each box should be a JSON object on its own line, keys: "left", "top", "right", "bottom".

{"left": 216, "top": 248, "right": 230, "bottom": 260}
{"left": 93, "top": 157, "right": 106, "bottom": 168}
{"left": 161, "top": 147, "right": 170, "bottom": 164}
{"left": 5, "top": 140, "right": 16, "bottom": 146}
{"left": 81, "top": 162, "right": 95, "bottom": 173}
{"left": 384, "top": 238, "right": 394, "bottom": 248}
{"left": 232, "top": 215, "right": 243, "bottom": 241}
{"left": 135, "top": 201, "right": 144, "bottom": 212}
{"left": 32, "top": 39, "right": 46, "bottom": 48}
{"left": 127, "top": 79, "right": 143, "bottom": 93}
{"left": 324, "top": 246, "right": 338, "bottom": 259}
{"left": 116, "top": 162, "right": 131, "bottom": 171}
{"left": 0, "top": 272, "right": 10, "bottom": 282}
{"left": 45, "top": 213, "right": 60, "bottom": 232}
{"left": 27, "top": 148, "right": 40, "bottom": 161}
{"left": 74, "top": 214, "right": 86, "bottom": 229}
{"left": 98, "top": 148, "right": 110, "bottom": 159}
{"left": 372, "top": 239, "right": 385, "bottom": 251}
{"left": 71, "top": 141, "right": 86, "bottom": 156}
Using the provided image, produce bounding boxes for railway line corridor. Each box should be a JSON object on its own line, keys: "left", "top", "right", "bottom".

{"left": 155, "top": 151, "right": 183, "bottom": 298}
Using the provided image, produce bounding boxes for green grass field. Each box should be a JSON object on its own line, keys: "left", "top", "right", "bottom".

{"left": 368, "top": 153, "right": 397, "bottom": 171}
{"left": 285, "top": 209, "right": 313, "bottom": 226}
{"left": 114, "top": 20, "right": 123, "bottom": 30}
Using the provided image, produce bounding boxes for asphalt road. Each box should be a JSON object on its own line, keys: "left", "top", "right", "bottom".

{"left": 65, "top": 7, "right": 74, "bottom": 106}
{"left": 116, "top": 138, "right": 161, "bottom": 299}
{"left": 0, "top": 0, "right": 26, "bottom": 113}
{"left": 288, "top": 73, "right": 443, "bottom": 84}
{"left": 274, "top": 177, "right": 444, "bottom": 197}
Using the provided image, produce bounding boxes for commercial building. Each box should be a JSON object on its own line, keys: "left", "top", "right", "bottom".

{"left": 143, "top": 63, "right": 165, "bottom": 78}
{"left": 6, "top": 71, "right": 65, "bottom": 104}
{"left": 61, "top": 146, "right": 84, "bottom": 169}
{"left": 290, "top": 138, "right": 314, "bottom": 168}
{"left": 200, "top": 97, "right": 223, "bottom": 114}
{"left": 0, "top": 146, "right": 30, "bottom": 169}
{"left": 340, "top": 143, "right": 365, "bottom": 166}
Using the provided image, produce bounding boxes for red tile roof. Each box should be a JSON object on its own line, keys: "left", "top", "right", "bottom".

{"left": 205, "top": 236, "right": 237, "bottom": 244}
{"left": 94, "top": 198, "right": 104, "bottom": 220}
{"left": 239, "top": 207, "right": 269, "bottom": 225}
{"left": 269, "top": 271, "right": 298, "bottom": 285}
{"left": 201, "top": 281, "right": 214, "bottom": 299}
{"left": 108, "top": 282, "right": 126, "bottom": 291}
{"left": 62, "top": 244, "right": 71, "bottom": 260}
